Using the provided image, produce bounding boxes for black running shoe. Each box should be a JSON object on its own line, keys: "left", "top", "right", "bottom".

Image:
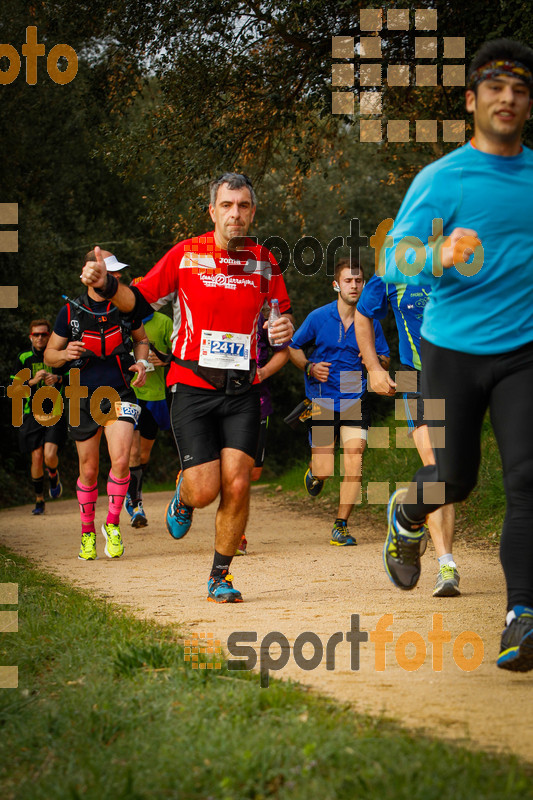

{"left": 304, "top": 468, "right": 324, "bottom": 497}
{"left": 497, "top": 606, "right": 533, "bottom": 672}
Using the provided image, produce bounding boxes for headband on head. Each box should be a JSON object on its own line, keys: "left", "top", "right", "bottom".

{"left": 468, "top": 59, "right": 533, "bottom": 91}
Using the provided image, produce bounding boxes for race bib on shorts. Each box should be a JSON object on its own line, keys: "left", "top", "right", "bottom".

{"left": 114, "top": 401, "right": 141, "bottom": 424}
{"left": 198, "top": 330, "right": 251, "bottom": 370}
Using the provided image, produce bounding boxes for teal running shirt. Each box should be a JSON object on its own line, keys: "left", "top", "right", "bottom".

{"left": 380, "top": 141, "right": 533, "bottom": 355}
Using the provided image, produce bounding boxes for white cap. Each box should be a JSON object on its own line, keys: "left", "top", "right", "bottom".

{"left": 104, "top": 254, "right": 129, "bottom": 272}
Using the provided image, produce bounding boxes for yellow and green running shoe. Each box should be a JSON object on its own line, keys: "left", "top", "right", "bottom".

{"left": 78, "top": 532, "right": 97, "bottom": 561}
{"left": 102, "top": 523, "right": 124, "bottom": 559}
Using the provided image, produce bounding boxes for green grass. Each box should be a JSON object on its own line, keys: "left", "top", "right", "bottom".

{"left": 270, "top": 411, "right": 506, "bottom": 543}
{"left": 1, "top": 548, "right": 532, "bottom": 799}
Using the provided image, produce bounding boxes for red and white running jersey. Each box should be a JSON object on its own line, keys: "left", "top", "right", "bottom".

{"left": 135, "top": 231, "right": 291, "bottom": 389}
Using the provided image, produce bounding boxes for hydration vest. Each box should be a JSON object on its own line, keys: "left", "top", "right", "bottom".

{"left": 66, "top": 293, "right": 135, "bottom": 383}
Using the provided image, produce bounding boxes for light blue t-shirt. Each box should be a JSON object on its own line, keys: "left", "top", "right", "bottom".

{"left": 379, "top": 141, "right": 533, "bottom": 355}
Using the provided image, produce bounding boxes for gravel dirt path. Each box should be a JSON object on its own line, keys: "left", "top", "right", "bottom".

{"left": 2, "top": 488, "right": 532, "bottom": 763}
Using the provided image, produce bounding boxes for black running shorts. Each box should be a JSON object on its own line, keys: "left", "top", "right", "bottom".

{"left": 171, "top": 385, "right": 261, "bottom": 469}
{"left": 18, "top": 412, "right": 67, "bottom": 454}
{"left": 68, "top": 385, "right": 140, "bottom": 442}
{"left": 136, "top": 399, "right": 159, "bottom": 441}
{"left": 306, "top": 392, "right": 371, "bottom": 448}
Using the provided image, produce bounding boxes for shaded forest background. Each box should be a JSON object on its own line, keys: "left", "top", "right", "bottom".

{"left": 1, "top": 0, "right": 532, "bottom": 505}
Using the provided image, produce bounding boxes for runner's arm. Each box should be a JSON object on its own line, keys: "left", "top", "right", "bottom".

{"left": 131, "top": 325, "right": 149, "bottom": 361}
{"left": 288, "top": 347, "right": 331, "bottom": 383}
{"left": 44, "top": 333, "right": 85, "bottom": 368}
{"left": 80, "top": 247, "right": 136, "bottom": 312}
{"left": 354, "top": 310, "right": 395, "bottom": 396}
{"left": 257, "top": 348, "right": 290, "bottom": 382}
{"left": 129, "top": 324, "right": 150, "bottom": 388}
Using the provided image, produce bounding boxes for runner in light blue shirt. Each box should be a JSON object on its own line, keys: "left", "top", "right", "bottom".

{"left": 377, "top": 38, "right": 533, "bottom": 673}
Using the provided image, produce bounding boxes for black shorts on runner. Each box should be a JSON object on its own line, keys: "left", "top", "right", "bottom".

{"left": 254, "top": 416, "right": 269, "bottom": 469}
{"left": 68, "top": 385, "right": 140, "bottom": 442}
{"left": 137, "top": 399, "right": 159, "bottom": 441}
{"left": 171, "top": 385, "right": 261, "bottom": 469}
{"left": 18, "top": 412, "right": 67, "bottom": 454}
{"left": 306, "top": 392, "right": 371, "bottom": 448}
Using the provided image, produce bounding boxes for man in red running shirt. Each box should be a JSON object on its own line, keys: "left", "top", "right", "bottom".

{"left": 81, "top": 173, "right": 293, "bottom": 602}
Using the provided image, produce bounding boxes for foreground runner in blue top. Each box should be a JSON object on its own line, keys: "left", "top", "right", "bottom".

{"left": 355, "top": 276, "right": 458, "bottom": 598}
{"left": 378, "top": 38, "right": 533, "bottom": 672}
{"left": 290, "top": 259, "right": 389, "bottom": 546}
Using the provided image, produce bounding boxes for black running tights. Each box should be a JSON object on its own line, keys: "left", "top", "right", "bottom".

{"left": 400, "top": 338, "right": 533, "bottom": 610}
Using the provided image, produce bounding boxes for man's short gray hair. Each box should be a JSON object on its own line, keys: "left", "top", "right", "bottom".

{"left": 209, "top": 173, "right": 257, "bottom": 206}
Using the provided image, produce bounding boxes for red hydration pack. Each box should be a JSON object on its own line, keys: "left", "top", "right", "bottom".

{"left": 66, "top": 293, "right": 135, "bottom": 383}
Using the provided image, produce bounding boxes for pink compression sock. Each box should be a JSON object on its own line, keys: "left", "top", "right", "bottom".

{"left": 76, "top": 480, "right": 98, "bottom": 533}
{"left": 106, "top": 471, "right": 130, "bottom": 525}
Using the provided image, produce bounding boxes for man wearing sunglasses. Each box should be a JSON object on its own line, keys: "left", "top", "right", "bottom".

{"left": 12, "top": 319, "right": 66, "bottom": 514}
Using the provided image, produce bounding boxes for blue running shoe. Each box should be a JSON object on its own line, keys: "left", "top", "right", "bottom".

{"left": 330, "top": 520, "right": 357, "bottom": 546}
{"left": 207, "top": 570, "right": 243, "bottom": 603}
{"left": 304, "top": 468, "right": 324, "bottom": 497}
{"left": 49, "top": 472, "right": 63, "bottom": 500}
{"left": 131, "top": 501, "right": 148, "bottom": 528}
{"left": 165, "top": 471, "right": 193, "bottom": 539}
{"left": 383, "top": 489, "right": 426, "bottom": 590}
{"left": 31, "top": 501, "right": 45, "bottom": 515}
{"left": 497, "top": 606, "right": 533, "bottom": 672}
{"left": 124, "top": 492, "right": 134, "bottom": 518}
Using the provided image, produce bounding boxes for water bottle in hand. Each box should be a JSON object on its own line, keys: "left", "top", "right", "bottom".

{"left": 268, "top": 299, "right": 281, "bottom": 346}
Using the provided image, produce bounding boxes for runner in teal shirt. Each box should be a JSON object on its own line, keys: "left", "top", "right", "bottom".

{"left": 379, "top": 38, "right": 533, "bottom": 673}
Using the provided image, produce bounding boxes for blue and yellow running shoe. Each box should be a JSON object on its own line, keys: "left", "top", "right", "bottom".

{"left": 304, "top": 468, "right": 324, "bottom": 497}
{"left": 207, "top": 570, "right": 243, "bottom": 603}
{"left": 165, "top": 471, "right": 194, "bottom": 539}
{"left": 497, "top": 606, "right": 533, "bottom": 672}
{"left": 131, "top": 501, "right": 148, "bottom": 528}
{"left": 330, "top": 520, "right": 357, "bottom": 546}
{"left": 383, "top": 489, "right": 426, "bottom": 590}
